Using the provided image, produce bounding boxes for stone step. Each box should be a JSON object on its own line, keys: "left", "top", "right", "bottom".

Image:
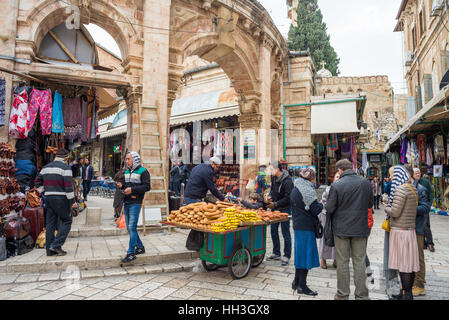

{"left": 0, "top": 260, "right": 198, "bottom": 285}
{"left": 1, "top": 249, "right": 199, "bottom": 274}
{"left": 68, "top": 225, "right": 169, "bottom": 238}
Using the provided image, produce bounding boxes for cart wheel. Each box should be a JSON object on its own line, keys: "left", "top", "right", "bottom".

{"left": 201, "top": 260, "right": 219, "bottom": 272}
{"left": 251, "top": 253, "right": 265, "bottom": 268}
{"left": 228, "top": 245, "right": 252, "bottom": 280}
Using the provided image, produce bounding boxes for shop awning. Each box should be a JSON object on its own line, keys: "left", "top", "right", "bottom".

{"left": 383, "top": 85, "right": 449, "bottom": 152}
{"left": 170, "top": 88, "right": 239, "bottom": 125}
{"left": 99, "top": 125, "right": 126, "bottom": 138}
{"left": 98, "top": 108, "right": 127, "bottom": 139}
{"left": 310, "top": 98, "right": 361, "bottom": 135}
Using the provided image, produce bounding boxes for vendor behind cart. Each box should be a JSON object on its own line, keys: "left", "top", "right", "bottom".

{"left": 184, "top": 156, "right": 226, "bottom": 204}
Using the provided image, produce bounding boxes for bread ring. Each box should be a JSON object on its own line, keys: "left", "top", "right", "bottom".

{"left": 216, "top": 201, "right": 234, "bottom": 206}
{"left": 190, "top": 202, "right": 206, "bottom": 207}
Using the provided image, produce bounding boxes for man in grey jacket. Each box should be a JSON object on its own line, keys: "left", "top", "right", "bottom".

{"left": 326, "top": 159, "right": 373, "bottom": 300}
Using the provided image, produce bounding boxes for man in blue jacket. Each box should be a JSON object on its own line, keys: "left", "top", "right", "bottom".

{"left": 184, "top": 156, "right": 225, "bottom": 204}
{"left": 81, "top": 158, "right": 94, "bottom": 201}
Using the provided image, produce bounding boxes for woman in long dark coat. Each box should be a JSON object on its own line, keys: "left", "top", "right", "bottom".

{"left": 291, "top": 167, "right": 322, "bottom": 296}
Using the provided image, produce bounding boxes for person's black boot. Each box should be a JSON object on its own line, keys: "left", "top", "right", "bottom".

{"left": 391, "top": 290, "right": 404, "bottom": 300}
{"left": 49, "top": 247, "right": 67, "bottom": 256}
{"left": 297, "top": 269, "right": 318, "bottom": 296}
{"left": 292, "top": 268, "right": 300, "bottom": 292}
{"left": 404, "top": 291, "right": 414, "bottom": 300}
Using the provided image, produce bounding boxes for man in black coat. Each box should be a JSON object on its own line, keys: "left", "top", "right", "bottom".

{"left": 81, "top": 158, "right": 94, "bottom": 201}
{"left": 266, "top": 161, "right": 293, "bottom": 266}
{"left": 326, "top": 159, "right": 373, "bottom": 300}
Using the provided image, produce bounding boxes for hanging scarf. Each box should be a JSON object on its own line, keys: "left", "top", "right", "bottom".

{"left": 294, "top": 177, "right": 317, "bottom": 210}
{"left": 400, "top": 138, "right": 408, "bottom": 164}
{"left": 0, "top": 77, "right": 5, "bottom": 126}
{"left": 388, "top": 165, "right": 410, "bottom": 206}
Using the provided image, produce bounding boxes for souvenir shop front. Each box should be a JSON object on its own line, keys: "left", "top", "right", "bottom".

{"left": 169, "top": 89, "right": 241, "bottom": 196}
{"left": 0, "top": 22, "right": 130, "bottom": 259}
{"left": 308, "top": 95, "right": 367, "bottom": 186}
{"left": 384, "top": 88, "right": 449, "bottom": 209}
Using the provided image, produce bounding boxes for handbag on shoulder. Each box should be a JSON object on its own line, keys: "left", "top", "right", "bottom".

{"left": 323, "top": 213, "right": 334, "bottom": 247}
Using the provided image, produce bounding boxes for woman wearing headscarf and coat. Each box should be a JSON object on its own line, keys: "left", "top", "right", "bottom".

{"left": 384, "top": 165, "right": 419, "bottom": 300}
{"left": 117, "top": 151, "right": 151, "bottom": 263}
{"left": 290, "top": 167, "right": 322, "bottom": 296}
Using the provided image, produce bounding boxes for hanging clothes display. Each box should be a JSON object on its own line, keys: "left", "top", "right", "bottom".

{"left": 410, "top": 141, "right": 419, "bottom": 166}
{"left": 426, "top": 147, "right": 433, "bottom": 167}
{"left": 400, "top": 138, "right": 408, "bottom": 164}
{"left": 406, "top": 140, "right": 413, "bottom": 165}
{"left": 417, "top": 134, "right": 426, "bottom": 163}
{"left": 0, "top": 77, "right": 5, "bottom": 126}
{"left": 9, "top": 86, "right": 30, "bottom": 139}
{"left": 62, "top": 96, "right": 82, "bottom": 140}
{"left": 391, "top": 152, "right": 400, "bottom": 166}
{"left": 51, "top": 90, "right": 64, "bottom": 133}
{"left": 28, "top": 88, "right": 53, "bottom": 135}
{"left": 351, "top": 136, "right": 358, "bottom": 172}
{"left": 340, "top": 141, "right": 351, "bottom": 158}
{"left": 81, "top": 95, "right": 89, "bottom": 142}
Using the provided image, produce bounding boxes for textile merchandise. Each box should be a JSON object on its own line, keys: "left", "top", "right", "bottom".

{"left": 81, "top": 95, "right": 89, "bottom": 142}
{"left": 51, "top": 91, "right": 64, "bottom": 133}
{"left": 0, "top": 77, "right": 5, "bottom": 126}
{"left": 417, "top": 134, "right": 426, "bottom": 163}
{"left": 9, "top": 87, "right": 30, "bottom": 139}
{"left": 28, "top": 88, "right": 52, "bottom": 135}
{"left": 62, "top": 97, "right": 82, "bottom": 140}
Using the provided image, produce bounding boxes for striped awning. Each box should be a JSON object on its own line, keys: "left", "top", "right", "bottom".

{"left": 99, "top": 125, "right": 126, "bottom": 139}
{"left": 170, "top": 88, "right": 239, "bottom": 125}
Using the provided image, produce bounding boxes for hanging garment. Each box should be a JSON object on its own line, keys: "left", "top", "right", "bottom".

{"left": 62, "top": 96, "right": 82, "bottom": 140}
{"left": 340, "top": 142, "right": 351, "bottom": 158}
{"left": 411, "top": 141, "right": 419, "bottom": 167}
{"left": 417, "top": 134, "right": 427, "bottom": 163}
{"left": 28, "top": 88, "right": 53, "bottom": 135}
{"left": 351, "top": 136, "right": 358, "bottom": 172}
{"left": 81, "top": 95, "right": 89, "bottom": 142}
{"left": 391, "top": 152, "right": 400, "bottom": 166}
{"left": 51, "top": 91, "right": 64, "bottom": 133}
{"left": 406, "top": 140, "right": 413, "bottom": 165}
{"left": 426, "top": 147, "right": 433, "bottom": 167}
{"left": 435, "top": 135, "right": 444, "bottom": 156}
{"left": 400, "top": 139, "right": 408, "bottom": 164}
{"left": 0, "top": 78, "right": 5, "bottom": 126}
{"left": 9, "top": 87, "right": 30, "bottom": 139}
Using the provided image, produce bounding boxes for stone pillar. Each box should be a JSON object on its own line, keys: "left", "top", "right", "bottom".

{"left": 124, "top": 86, "right": 143, "bottom": 152}
{"left": 0, "top": 0, "right": 19, "bottom": 143}
{"left": 258, "top": 34, "right": 274, "bottom": 165}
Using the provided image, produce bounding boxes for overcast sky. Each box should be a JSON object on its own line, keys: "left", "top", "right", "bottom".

{"left": 86, "top": 0, "right": 406, "bottom": 94}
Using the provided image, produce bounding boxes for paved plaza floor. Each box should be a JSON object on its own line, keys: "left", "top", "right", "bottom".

{"left": 1, "top": 202, "right": 448, "bottom": 300}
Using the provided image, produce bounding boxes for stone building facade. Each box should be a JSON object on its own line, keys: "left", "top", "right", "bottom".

{"left": 0, "top": 0, "right": 288, "bottom": 216}
{"left": 395, "top": 0, "right": 449, "bottom": 112}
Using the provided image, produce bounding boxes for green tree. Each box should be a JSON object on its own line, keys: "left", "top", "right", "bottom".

{"left": 288, "top": 0, "right": 340, "bottom": 76}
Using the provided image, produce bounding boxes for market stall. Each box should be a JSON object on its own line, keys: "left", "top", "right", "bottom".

{"left": 162, "top": 201, "right": 289, "bottom": 279}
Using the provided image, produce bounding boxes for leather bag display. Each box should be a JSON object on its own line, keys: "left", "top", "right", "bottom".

{"left": 4, "top": 216, "right": 31, "bottom": 240}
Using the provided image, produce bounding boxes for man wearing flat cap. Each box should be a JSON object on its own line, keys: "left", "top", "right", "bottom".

{"left": 35, "top": 149, "right": 77, "bottom": 256}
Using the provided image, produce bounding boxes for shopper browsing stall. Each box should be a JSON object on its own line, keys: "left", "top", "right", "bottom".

{"left": 184, "top": 156, "right": 226, "bottom": 205}
{"left": 266, "top": 161, "right": 293, "bottom": 266}
{"left": 116, "top": 151, "right": 151, "bottom": 263}
{"left": 35, "top": 149, "right": 77, "bottom": 257}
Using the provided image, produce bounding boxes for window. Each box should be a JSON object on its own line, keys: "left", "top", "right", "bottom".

{"left": 424, "top": 74, "right": 433, "bottom": 103}
{"left": 412, "top": 26, "right": 417, "bottom": 50}
{"left": 419, "top": 9, "right": 426, "bottom": 38}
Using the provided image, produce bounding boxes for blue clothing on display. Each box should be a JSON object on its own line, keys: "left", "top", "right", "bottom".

{"left": 51, "top": 91, "right": 64, "bottom": 133}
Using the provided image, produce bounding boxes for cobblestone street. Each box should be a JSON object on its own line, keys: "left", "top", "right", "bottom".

{"left": 1, "top": 206, "right": 448, "bottom": 300}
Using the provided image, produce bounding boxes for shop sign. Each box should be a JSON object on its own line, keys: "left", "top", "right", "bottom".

{"left": 369, "top": 154, "right": 381, "bottom": 163}
{"left": 113, "top": 145, "right": 122, "bottom": 153}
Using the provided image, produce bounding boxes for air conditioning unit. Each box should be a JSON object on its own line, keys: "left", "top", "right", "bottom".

{"left": 431, "top": 0, "right": 444, "bottom": 17}
{"left": 405, "top": 51, "right": 414, "bottom": 66}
